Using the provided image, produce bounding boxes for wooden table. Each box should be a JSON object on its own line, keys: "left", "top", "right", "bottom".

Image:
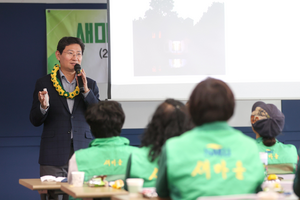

{"left": 19, "top": 179, "right": 67, "bottom": 200}
{"left": 112, "top": 194, "right": 158, "bottom": 200}
{"left": 61, "top": 184, "right": 128, "bottom": 200}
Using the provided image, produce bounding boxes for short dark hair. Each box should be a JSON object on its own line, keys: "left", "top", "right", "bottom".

{"left": 85, "top": 101, "right": 125, "bottom": 138}
{"left": 189, "top": 77, "right": 235, "bottom": 126}
{"left": 56, "top": 36, "right": 85, "bottom": 54}
{"left": 141, "top": 98, "right": 194, "bottom": 162}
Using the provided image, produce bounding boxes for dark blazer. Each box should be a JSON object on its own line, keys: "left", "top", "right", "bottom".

{"left": 30, "top": 73, "right": 99, "bottom": 166}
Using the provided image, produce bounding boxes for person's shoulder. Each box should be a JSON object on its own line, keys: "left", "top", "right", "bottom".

{"left": 86, "top": 77, "right": 96, "bottom": 83}
{"left": 34, "top": 74, "right": 52, "bottom": 87}
{"left": 75, "top": 146, "right": 90, "bottom": 155}
{"left": 230, "top": 128, "right": 255, "bottom": 141}
{"left": 230, "top": 131, "right": 261, "bottom": 155}
{"left": 166, "top": 128, "right": 193, "bottom": 146}
{"left": 35, "top": 74, "right": 51, "bottom": 83}
{"left": 128, "top": 145, "right": 139, "bottom": 153}
{"left": 86, "top": 77, "right": 98, "bottom": 89}
{"left": 132, "top": 146, "right": 150, "bottom": 156}
{"left": 118, "top": 136, "right": 138, "bottom": 151}
{"left": 277, "top": 141, "right": 297, "bottom": 151}
{"left": 37, "top": 74, "right": 51, "bottom": 80}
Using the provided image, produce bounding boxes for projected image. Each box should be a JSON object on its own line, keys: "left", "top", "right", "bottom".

{"left": 133, "top": 0, "right": 225, "bottom": 76}
{"left": 110, "top": 0, "right": 300, "bottom": 100}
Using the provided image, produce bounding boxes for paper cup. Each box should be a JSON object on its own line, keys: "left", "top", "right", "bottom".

{"left": 71, "top": 171, "right": 85, "bottom": 187}
{"left": 126, "top": 178, "right": 144, "bottom": 197}
{"left": 259, "top": 152, "right": 268, "bottom": 165}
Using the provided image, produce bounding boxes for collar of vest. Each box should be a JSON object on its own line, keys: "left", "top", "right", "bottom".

{"left": 256, "top": 137, "right": 278, "bottom": 144}
{"left": 196, "top": 121, "right": 231, "bottom": 131}
{"left": 89, "top": 136, "right": 130, "bottom": 147}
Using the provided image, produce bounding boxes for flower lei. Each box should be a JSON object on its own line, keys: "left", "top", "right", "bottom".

{"left": 50, "top": 64, "right": 80, "bottom": 99}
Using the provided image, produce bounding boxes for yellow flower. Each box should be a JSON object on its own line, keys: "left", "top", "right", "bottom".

{"left": 51, "top": 64, "right": 80, "bottom": 99}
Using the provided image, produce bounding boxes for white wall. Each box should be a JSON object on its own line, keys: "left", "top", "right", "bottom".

{"left": 120, "top": 100, "right": 281, "bottom": 129}
{"left": 0, "top": 0, "right": 106, "bottom": 2}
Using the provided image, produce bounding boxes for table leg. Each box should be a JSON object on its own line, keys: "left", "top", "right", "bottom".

{"left": 38, "top": 190, "right": 48, "bottom": 200}
{"left": 40, "top": 194, "right": 47, "bottom": 200}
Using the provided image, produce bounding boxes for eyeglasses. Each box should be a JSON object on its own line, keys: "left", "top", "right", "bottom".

{"left": 63, "top": 51, "right": 82, "bottom": 58}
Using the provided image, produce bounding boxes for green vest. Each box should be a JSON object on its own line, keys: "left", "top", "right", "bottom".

{"left": 165, "top": 122, "right": 265, "bottom": 200}
{"left": 75, "top": 136, "right": 137, "bottom": 181}
{"left": 130, "top": 146, "right": 159, "bottom": 188}
{"left": 256, "top": 137, "right": 298, "bottom": 174}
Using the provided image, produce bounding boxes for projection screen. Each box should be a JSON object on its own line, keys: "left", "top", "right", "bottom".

{"left": 108, "top": 0, "right": 300, "bottom": 100}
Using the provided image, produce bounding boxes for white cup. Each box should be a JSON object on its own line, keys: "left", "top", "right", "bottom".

{"left": 126, "top": 178, "right": 144, "bottom": 197}
{"left": 259, "top": 152, "right": 268, "bottom": 165}
{"left": 71, "top": 171, "right": 85, "bottom": 187}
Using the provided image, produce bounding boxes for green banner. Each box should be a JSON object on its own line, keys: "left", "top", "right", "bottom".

{"left": 46, "top": 9, "right": 108, "bottom": 83}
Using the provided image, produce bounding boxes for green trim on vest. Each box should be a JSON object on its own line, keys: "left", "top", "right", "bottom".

{"left": 256, "top": 137, "right": 297, "bottom": 174}
{"left": 130, "top": 146, "right": 159, "bottom": 188}
{"left": 166, "top": 121, "right": 265, "bottom": 200}
{"left": 75, "top": 136, "right": 137, "bottom": 181}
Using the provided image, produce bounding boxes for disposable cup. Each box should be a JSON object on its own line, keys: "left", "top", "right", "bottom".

{"left": 126, "top": 178, "right": 144, "bottom": 197}
{"left": 259, "top": 152, "right": 268, "bottom": 165}
{"left": 71, "top": 171, "right": 85, "bottom": 187}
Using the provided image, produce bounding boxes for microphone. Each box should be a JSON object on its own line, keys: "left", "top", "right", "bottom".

{"left": 74, "top": 64, "right": 85, "bottom": 93}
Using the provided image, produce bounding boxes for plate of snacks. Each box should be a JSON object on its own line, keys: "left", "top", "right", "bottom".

{"left": 87, "top": 175, "right": 108, "bottom": 187}
{"left": 262, "top": 174, "right": 283, "bottom": 193}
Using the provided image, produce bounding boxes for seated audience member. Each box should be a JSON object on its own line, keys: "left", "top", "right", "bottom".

{"left": 124, "top": 99, "right": 194, "bottom": 189}
{"left": 293, "top": 150, "right": 300, "bottom": 197}
{"left": 156, "top": 77, "right": 265, "bottom": 200}
{"left": 251, "top": 101, "right": 297, "bottom": 174}
{"left": 67, "top": 101, "right": 137, "bottom": 184}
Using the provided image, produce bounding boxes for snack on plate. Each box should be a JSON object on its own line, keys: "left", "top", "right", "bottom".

{"left": 262, "top": 174, "right": 283, "bottom": 193}
{"left": 142, "top": 188, "right": 158, "bottom": 198}
{"left": 111, "top": 179, "right": 124, "bottom": 189}
{"left": 265, "top": 181, "right": 283, "bottom": 193}
{"left": 267, "top": 174, "right": 279, "bottom": 181}
{"left": 87, "top": 175, "right": 108, "bottom": 187}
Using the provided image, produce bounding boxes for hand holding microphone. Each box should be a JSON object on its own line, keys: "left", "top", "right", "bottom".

{"left": 74, "top": 64, "right": 86, "bottom": 93}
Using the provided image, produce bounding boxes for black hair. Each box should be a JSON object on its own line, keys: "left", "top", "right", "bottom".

{"left": 56, "top": 36, "right": 85, "bottom": 54}
{"left": 85, "top": 101, "right": 125, "bottom": 138}
{"left": 262, "top": 137, "right": 276, "bottom": 146}
{"left": 140, "top": 98, "right": 194, "bottom": 162}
